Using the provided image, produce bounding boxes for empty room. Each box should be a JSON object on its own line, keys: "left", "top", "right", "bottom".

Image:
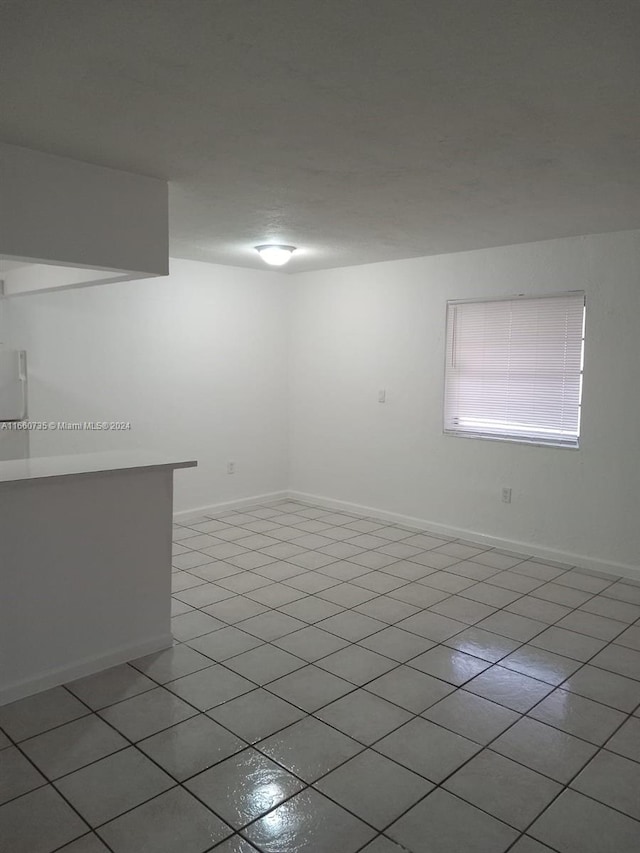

{"left": 1, "top": 2, "right": 639, "bottom": 852}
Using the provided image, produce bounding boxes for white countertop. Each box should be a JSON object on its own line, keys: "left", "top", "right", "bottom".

{"left": 0, "top": 450, "right": 197, "bottom": 484}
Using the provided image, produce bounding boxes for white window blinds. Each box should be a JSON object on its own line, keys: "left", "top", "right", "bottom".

{"left": 444, "top": 292, "right": 586, "bottom": 447}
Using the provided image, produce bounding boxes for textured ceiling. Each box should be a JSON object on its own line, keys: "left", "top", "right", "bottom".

{"left": 1, "top": 0, "right": 639, "bottom": 272}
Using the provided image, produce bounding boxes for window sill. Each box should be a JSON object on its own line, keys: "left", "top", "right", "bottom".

{"left": 443, "top": 430, "right": 580, "bottom": 450}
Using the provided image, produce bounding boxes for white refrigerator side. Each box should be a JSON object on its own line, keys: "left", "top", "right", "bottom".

{"left": 0, "top": 349, "right": 29, "bottom": 459}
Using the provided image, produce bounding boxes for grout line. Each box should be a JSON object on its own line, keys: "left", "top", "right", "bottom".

{"left": 49, "top": 685, "right": 241, "bottom": 840}
{"left": 1, "top": 738, "right": 101, "bottom": 850}
{"left": 2, "top": 500, "right": 639, "bottom": 853}
{"left": 165, "top": 588, "right": 633, "bottom": 736}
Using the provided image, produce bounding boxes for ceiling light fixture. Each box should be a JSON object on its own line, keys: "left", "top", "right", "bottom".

{"left": 255, "top": 244, "right": 296, "bottom": 266}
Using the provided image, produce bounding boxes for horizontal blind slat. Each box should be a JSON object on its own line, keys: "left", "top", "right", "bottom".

{"left": 444, "top": 292, "right": 585, "bottom": 445}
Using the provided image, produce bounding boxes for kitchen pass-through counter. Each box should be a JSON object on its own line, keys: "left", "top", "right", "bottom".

{"left": 0, "top": 450, "right": 196, "bottom": 705}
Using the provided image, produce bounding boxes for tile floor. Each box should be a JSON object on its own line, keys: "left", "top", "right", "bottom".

{"left": 2, "top": 499, "right": 640, "bottom": 852}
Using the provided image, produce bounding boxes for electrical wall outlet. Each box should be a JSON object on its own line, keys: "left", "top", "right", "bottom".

{"left": 227, "top": 461, "right": 236, "bottom": 474}
{"left": 378, "top": 389, "right": 386, "bottom": 403}
{"left": 501, "top": 487, "right": 512, "bottom": 503}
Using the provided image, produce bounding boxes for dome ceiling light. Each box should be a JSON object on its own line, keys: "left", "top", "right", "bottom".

{"left": 255, "top": 244, "right": 296, "bottom": 266}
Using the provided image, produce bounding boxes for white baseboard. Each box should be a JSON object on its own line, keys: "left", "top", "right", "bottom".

{"left": 173, "top": 490, "right": 289, "bottom": 524}
{"left": 287, "top": 489, "right": 640, "bottom": 583}
{"left": 0, "top": 634, "right": 173, "bottom": 708}
{"left": 173, "top": 486, "right": 639, "bottom": 581}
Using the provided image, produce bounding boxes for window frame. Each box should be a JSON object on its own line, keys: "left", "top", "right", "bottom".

{"left": 442, "top": 291, "right": 586, "bottom": 450}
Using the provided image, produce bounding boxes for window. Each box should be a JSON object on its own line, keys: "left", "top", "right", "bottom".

{"left": 443, "top": 292, "right": 586, "bottom": 448}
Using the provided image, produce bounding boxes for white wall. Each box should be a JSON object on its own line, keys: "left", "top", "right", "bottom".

{"left": 3, "top": 258, "right": 288, "bottom": 511}
{"left": 4, "top": 230, "right": 639, "bottom": 574}
{"left": 288, "top": 230, "right": 640, "bottom": 574}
